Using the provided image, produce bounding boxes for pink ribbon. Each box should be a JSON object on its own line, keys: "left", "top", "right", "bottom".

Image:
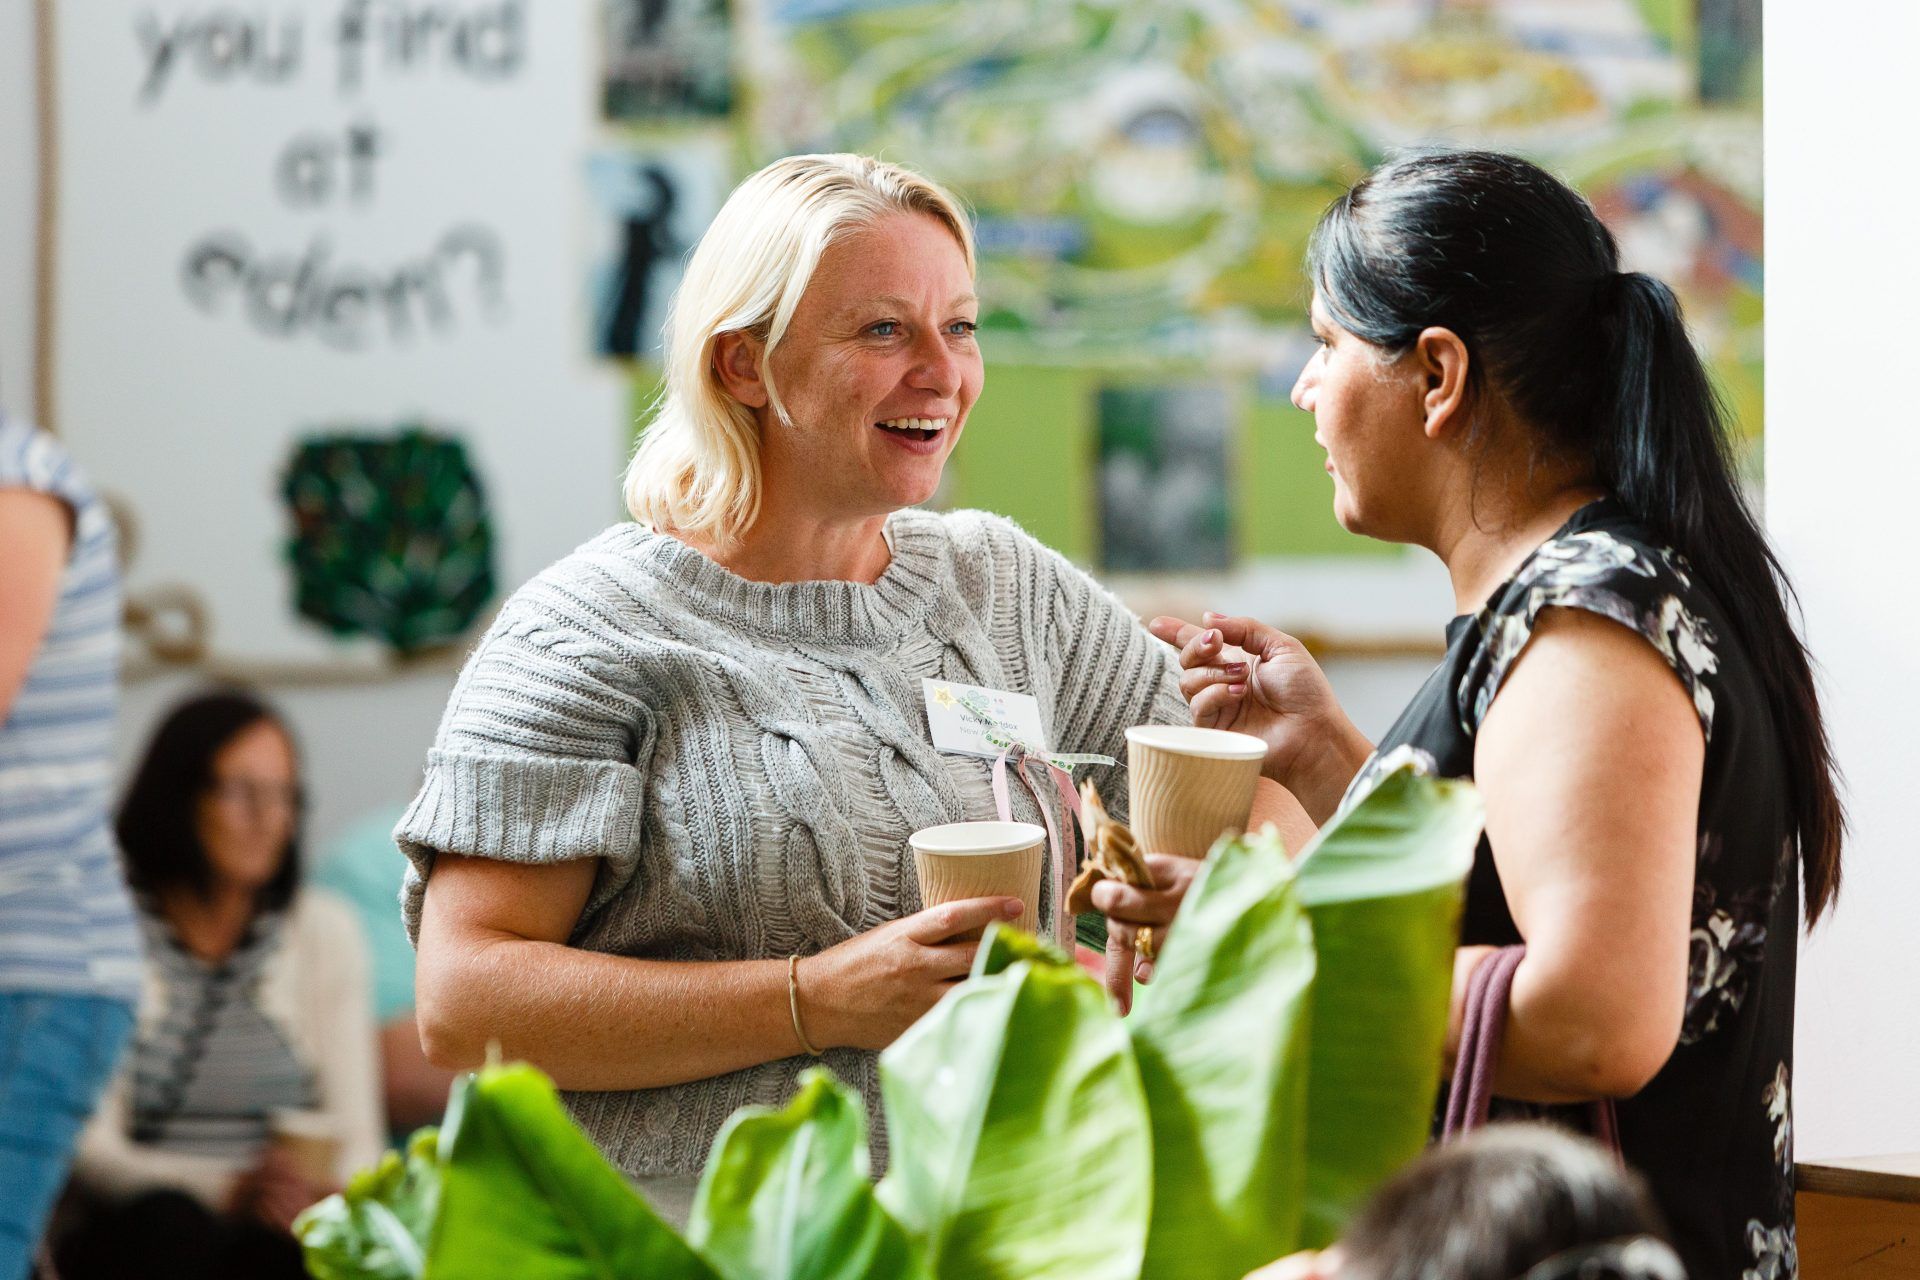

{"left": 991, "top": 746, "right": 1085, "bottom": 950}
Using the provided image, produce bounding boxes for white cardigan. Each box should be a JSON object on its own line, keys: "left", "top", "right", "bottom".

{"left": 74, "top": 888, "right": 385, "bottom": 1207}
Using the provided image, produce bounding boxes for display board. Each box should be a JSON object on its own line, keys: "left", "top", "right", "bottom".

{"left": 736, "top": 0, "right": 1763, "bottom": 566}
{"left": 43, "top": 0, "right": 625, "bottom": 665}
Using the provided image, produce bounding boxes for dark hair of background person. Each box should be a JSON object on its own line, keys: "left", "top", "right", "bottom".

{"left": 1306, "top": 148, "right": 1845, "bottom": 923}
{"left": 116, "top": 688, "right": 303, "bottom": 913}
{"left": 1338, "top": 1125, "right": 1675, "bottom": 1280}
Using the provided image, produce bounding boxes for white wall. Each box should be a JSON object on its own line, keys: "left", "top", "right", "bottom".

{"left": 0, "top": 4, "right": 610, "bottom": 854}
{"left": 0, "top": 0, "right": 38, "bottom": 411}
{"left": 1768, "top": 1, "right": 1920, "bottom": 1160}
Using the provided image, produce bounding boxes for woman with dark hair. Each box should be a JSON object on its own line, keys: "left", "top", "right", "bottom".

{"left": 61, "top": 690, "right": 380, "bottom": 1280}
{"left": 1251, "top": 1125, "right": 1685, "bottom": 1280}
{"left": 1096, "top": 150, "right": 1838, "bottom": 1279}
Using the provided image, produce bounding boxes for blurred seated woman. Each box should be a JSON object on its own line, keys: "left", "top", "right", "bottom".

{"left": 1250, "top": 1125, "right": 1685, "bottom": 1280}
{"left": 60, "top": 690, "right": 380, "bottom": 1280}
{"left": 403, "top": 152, "right": 1199, "bottom": 1227}
{"left": 1097, "top": 151, "right": 1838, "bottom": 1279}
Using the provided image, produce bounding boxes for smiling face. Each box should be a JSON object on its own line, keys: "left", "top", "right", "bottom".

{"left": 194, "top": 718, "right": 299, "bottom": 897}
{"left": 756, "top": 212, "right": 984, "bottom": 521}
{"left": 1291, "top": 294, "right": 1434, "bottom": 541}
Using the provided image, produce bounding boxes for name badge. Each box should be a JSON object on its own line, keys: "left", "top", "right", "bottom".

{"left": 922, "top": 679, "right": 1050, "bottom": 760}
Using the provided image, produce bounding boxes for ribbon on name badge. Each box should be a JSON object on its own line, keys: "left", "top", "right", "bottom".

{"left": 951, "top": 689, "right": 1117, "bottom": 949}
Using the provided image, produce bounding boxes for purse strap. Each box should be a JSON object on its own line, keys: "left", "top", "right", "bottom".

{"left": 1442, "top": 945, "right": 1621, "bottom": 1156}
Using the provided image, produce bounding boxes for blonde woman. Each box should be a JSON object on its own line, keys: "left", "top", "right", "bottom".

{"left": 402, "top": 154, "right": 1188, "bottom": 1222}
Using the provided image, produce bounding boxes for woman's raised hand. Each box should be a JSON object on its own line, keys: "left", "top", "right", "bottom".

{"left": 1148, "top": 611, "right": 1373, "bottom": 822}
{"left": 800, "top": 896, "right": 1024, "bottom": 1052}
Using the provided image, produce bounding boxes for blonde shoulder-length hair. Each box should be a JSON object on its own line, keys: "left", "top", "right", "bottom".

{"left": 622, "top": 153, "right": 976, "bottom": 547}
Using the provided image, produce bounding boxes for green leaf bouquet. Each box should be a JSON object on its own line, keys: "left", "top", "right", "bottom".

{"left": 298, "top": 761, "right": 1481, "bottom": 1279}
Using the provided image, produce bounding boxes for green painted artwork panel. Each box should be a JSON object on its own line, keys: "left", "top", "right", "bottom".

{"left": 943, "top": 363, "right": 1094, "bottom": 562}
{"left": 1242, "top": 396, "right": 1396, "bottom": 559}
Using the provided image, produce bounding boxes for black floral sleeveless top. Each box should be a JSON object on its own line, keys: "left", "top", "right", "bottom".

{"left": 1350, "top": 500, "right": 1799, "bottom": 1280}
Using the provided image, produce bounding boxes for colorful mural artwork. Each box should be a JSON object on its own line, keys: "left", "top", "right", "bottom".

{"left": 607, "top": 0, "right": 1761, "bottom": 564}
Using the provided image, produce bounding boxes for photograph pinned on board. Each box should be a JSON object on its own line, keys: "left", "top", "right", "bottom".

{"left": 586, "top": 141, "right": 727, "bottom": 360}
{"left": 1698, "top": 0, "right": 1761, "bottom": 105}
{"left": 1096, "top": 383, "right": 1233, "bottom": 574}
{"left": 601, "top": 0, "right": 734, "bottom": 120}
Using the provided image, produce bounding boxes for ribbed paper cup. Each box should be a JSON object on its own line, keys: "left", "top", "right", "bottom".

{"left": 1124, "top": 725, "right": 1266, "bottom": 858}
{"left": 269, "top": 1107, "right": 341, "bottom": 1185}
{"left": 908, "top": 821, "right": 1046, "bottom": 940}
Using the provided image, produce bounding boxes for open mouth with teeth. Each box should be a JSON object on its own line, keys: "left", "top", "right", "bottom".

{"left": 875, "top": 416, "right": 948, "bottom": 443}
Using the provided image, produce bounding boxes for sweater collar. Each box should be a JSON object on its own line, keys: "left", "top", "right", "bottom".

{"left": 625, "top": 509, "right": 950, "bottom": 644}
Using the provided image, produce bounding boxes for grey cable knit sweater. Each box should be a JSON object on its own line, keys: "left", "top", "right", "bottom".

{"left": 395, "top": 507, "right": 1186, "bottom": 1177}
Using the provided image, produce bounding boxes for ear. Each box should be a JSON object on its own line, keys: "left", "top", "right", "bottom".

{"left": 711, "top": 330, "right": 769, "bottom": 409}
{"left": 1412, "top": 326, "right": 1470, "bottom": 441}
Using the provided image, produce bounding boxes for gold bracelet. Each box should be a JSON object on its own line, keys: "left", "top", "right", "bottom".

{"left": 788, "top": 954, "right": 823, "bottom": 1057}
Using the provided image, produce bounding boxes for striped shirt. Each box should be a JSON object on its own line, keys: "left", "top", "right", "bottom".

{"left": 0, "top": 415, "right": 140, "bottom": 1000}
{"left": 127, "top": 908, "right": 316, "bottom": 1160}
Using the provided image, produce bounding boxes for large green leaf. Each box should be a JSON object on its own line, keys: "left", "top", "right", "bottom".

{"left": 688, "top": 1068, "right": 929, "bottom": 1280}
{"left": 297, "top": 1128, "right": 441, "bottom": 1280}
{"left": 1126, "top": 827, "right": 1316, "bottom": 1279}
{"left": 877, "top": 934, "right": 1152, "bottom": 1280}
{"left": 422, "top": 1064, "right": 722, "bottom": 1280}
{"left": 1291, "top": 762, "right": 1484, "bottom": 1247}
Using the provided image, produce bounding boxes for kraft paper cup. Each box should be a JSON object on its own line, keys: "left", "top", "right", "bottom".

{"left": 1124, "top": 725, "right": 1266, "bottom": 859}
{"left": 269, "top": 1108, "right": 341, "bottom": 1186}
{"left": 909, "top": 821, "right": 1046, "bottom": 940}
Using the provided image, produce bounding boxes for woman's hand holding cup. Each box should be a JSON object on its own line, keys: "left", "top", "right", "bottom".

{"left": 1148, "top": 612, "right": 1372, "bottom": 822}
{"left": 799, "top": 896, "right": 1024, "bottom": 1052}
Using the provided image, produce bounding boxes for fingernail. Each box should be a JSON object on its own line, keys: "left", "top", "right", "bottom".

{"left": 1003, "top": 899, "right": 1024, "bottom": 916}
{"left": 1228, "top": 683, "right": 1246, "bottom": 695}
{"left": 1225, "top": 662, "right": 1247, "bottom": 674}
{"left": 1136, "top": 961, "right": 1154, "bottom": 983}
{"left": 1204, "top": 629, "right": 1220, "bottom": 644}
{"left": 1203, "top": 611, "right": 1223, "bottom": 620}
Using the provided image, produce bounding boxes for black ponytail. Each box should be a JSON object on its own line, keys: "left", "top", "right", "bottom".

{"left": 1309, "top": 150, "right": 1844, "bottom": 923}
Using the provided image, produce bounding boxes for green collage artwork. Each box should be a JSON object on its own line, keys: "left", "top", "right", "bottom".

{"left": 600, "top": 0, "right": 1760, "bottom": 567}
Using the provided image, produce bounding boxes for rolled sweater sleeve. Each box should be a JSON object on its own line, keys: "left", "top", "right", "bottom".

{"left": 396, "top": 580, "right": 656, "bottom": 938}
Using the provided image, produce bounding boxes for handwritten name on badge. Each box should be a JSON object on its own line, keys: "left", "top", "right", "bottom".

{"left": 921, "top": 679, "right": 1050, "bottom": 760}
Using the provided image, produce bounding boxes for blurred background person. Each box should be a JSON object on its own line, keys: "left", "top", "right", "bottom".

{"left": 59, "top": 689, "right": 380, "bottom": 1280}
{"left": 1249, "top": 1125, "right": 1685, "bottom": 1280}
{"left": 313, "top": 798, "right": 456, "bottom": 1136}
{"left": 0, "top": 414, "right": 138, "bottom": 1280}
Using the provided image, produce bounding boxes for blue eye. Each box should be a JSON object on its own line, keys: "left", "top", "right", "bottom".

{"left": 948, "top": 320, "right": 979, "bottom": 337}
{"left": 869, "top": 321, "right": 900, "bottom": 337}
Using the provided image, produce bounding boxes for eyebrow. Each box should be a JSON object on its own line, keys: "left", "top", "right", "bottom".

{"left": 837, "top": 293, "right": 979, "bottom": 319}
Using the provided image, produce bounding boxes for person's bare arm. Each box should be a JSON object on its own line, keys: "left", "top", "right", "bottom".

{"left": 414, "top": 853, "right": 1020, "bottom": 1090}
{"left": 379, "top": 1018, "right": 459, "bottom": 1133}
{"left": 1467, "top": 607, "right": 1700, "bottom": 1102}
{"left": 0, "top": 489, "right": 72, "bottom": 720}
{"left": 1249, "top": 776, "right": 1317, "bottom": 857}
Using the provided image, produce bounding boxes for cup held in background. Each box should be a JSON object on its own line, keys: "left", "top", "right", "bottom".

{"left": 268, "top": 1107, "right": 341, "bottom": 1187}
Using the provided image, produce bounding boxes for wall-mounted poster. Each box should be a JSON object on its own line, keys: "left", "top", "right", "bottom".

{"left": 1097, "top": 384, "right": 1232, "bottom": 574}
{"left": 732, "top": 0, "right": 1762, "bottom": 576}
{"left": 43, "top": 0, "right": 625, "bottom": 664}
{"left": 602, "top": 0, "right": 734, "bottom": 121}
{"left": 586, "top": 140, "right": 727, "bottom": 360}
